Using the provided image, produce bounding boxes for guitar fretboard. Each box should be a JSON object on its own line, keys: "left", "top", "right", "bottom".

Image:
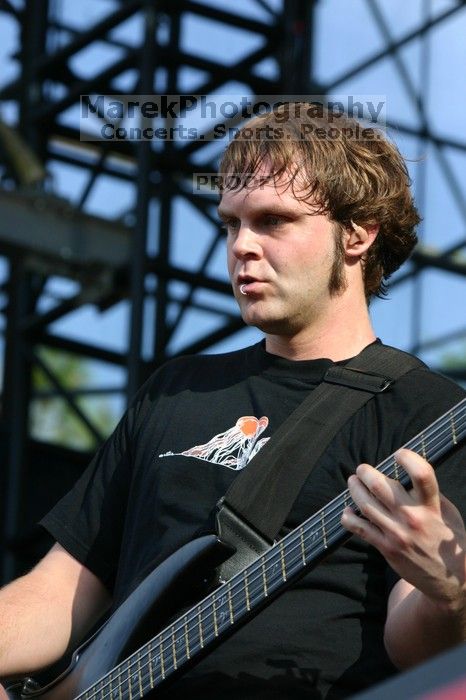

{"left": 77, "top": 398, "right": 466, "bottom": 700}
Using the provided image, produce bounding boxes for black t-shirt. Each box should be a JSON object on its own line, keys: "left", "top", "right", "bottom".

{"left": 41, "top": 341, "right": 466, "bottom": 699}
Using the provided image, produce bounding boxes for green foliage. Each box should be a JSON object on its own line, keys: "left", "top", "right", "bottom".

{"left": 30, "top": 347, "right": 119, "bottom": 451}
{"left": 439, "top": 343, "right": 466, "bottom": 390}
{"left": 441, "top": 344, "right": 466, "bottom": 369}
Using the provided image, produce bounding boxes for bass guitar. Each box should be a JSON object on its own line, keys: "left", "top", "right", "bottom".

{"left": 5, "top": 397, "right": 466, "bottom": 699}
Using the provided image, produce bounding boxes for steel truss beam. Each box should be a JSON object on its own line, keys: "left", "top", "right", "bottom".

{"left": 0, "top": 0, "right": 317, "bottom": 580}
{"left": 0, "top": 0, "right": 465, "bottom": 580}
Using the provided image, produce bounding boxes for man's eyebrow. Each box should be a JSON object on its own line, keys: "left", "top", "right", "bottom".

{"left": 217, "top": 203, "right": 297, "bottom": 219}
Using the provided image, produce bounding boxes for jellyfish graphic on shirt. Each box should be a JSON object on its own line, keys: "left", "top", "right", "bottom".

{"left": 159, "top": 416, "right": 270, "bottom": 470}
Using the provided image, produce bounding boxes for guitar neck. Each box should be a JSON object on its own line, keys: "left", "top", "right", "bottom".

{"left": 79, "top": 397, "right": 466, "bottom": 700}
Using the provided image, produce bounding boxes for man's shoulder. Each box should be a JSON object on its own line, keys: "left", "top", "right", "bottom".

{"left": 166, "top": 343, "right": 256, "bottom": 370}
{"left": 377, "top": 342, "right": 462, "bottom": 392}
{"left": 388, "top": 351, "right": 463, "bottom": 398}
{"left": 372, "top": 344, "right": 465, "bottom": 445}
{"left": 141, "top": 342, "right": 261, "bottom": 396}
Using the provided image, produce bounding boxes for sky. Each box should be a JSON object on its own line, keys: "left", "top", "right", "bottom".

{"left": 0, "top": 0, "right": 465, "bottom": 443}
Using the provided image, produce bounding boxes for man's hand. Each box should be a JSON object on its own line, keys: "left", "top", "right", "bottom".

{"left": 0, "top": 684, "right": 9, "bottom": 699}
{"left": 341, "top": 448, "right": 466, "bottom": 613}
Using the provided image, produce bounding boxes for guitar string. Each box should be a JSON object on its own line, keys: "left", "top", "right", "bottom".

{"left": 90, "top": 420, "right": 466, "bottom": 700}
{"left": 80, "top": 403, "right": 466, "bottom": 700}
{"left": 122, "top": 414, "right": 466, "bottom": 696}
{"left": 80, "top": 408, "right": 466, "bottom": 700}
{"left": 121, "top": 400, "right": 466, "bottom": 679}
{"left": 79, "top": 405, "right": 466, "bottom": 700}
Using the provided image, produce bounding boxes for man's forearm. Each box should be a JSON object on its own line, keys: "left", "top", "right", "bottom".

{"left": 0, "top": 573, "right": 76, "bottom": 680}
{"left": 384, "top": 585, "right": 466, "bottom": 669}
{"left": 0, "top": 545, "right": 111, "bottom": 681}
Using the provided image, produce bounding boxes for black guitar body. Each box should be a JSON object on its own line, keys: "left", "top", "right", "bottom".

{"left": 7, "top": 535, "right": 228, "bottom": 700}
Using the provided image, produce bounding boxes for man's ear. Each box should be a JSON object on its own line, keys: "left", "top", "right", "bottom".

{"left": 344, "top": 220, "right": 379, "bottom": 258}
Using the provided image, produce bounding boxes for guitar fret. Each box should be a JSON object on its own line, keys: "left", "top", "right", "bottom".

{"left": 169, "top": 626, "right": 177, "bottom": 669}
{"left": 299, "top": 526, "right": 306, "bottom": 566}
{"left": 146, "top": 640, "right": 155, "bottom": 688}
{"left": 227, "top": 581, "right": 234, "bottom": 624}
{"left": 159, "top": 637, "right": 166, "bottom": 679}
{"left": 450, "top": 411, "right": 458, "bottom": 444}
{"left": 321, "top": 510, "right": 328, "bottom": 549}
{"left": 344, "top": 491, "right": 350, "bottom": 509}
{"left": 138, "top": 652, "right": 144, "bottom": 696}
{"left": 124, "top": 661, "right": 133, "bottom": 700}
{"left": 186, "top": 612, "right": 198, "bottom": 657}
{"left": 114, "top": 675, "right": 122, "bottom": 700}
{"left": 111, "top": 668, "right": 122, "bottom": 700}
{"left": 421, "top": 433, "right": 427, "bottom": 460}
{"left": 179, "top": 635, "right": 188, "bottom": 668}
{"left": 128, "top": 669, "right": 134, "bottom": 700}
{"left": 120, "top": 664, "right": 130, "bottom": 700}
{"left": 224, "top": 592, "right": 234, "bottom": 626}
{"left": 279, "top": 541, "right": 287, "bottom": 581}
{"left": 109, "top": 672, "right": 121, "bottom": 700}
{"left": 244, "top": 570, "right": 251, "bottom": 610}
{"left": 153, "top": 649, "right": 163, "bottom": 684}
{"left": 212, "top": 595, "right": 219, "bottom": 637}
{"left": 183, "top": 616, "right": 191, "bottom": 659}
{"left": 119, "top": 668, "right": 124, "bottom": 699}
{"left": 198, "top": 605, "right": 205, "bottom": 647}
{"left": 261, "top": 557, "right": 269, "bottom": 595}
{"left": 394, "top": 458, "right": 400, "bottom": 481}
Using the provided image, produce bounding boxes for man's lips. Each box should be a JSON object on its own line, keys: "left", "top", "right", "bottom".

{"left": 237, "top": 277, "right": 266, "bottom": 295}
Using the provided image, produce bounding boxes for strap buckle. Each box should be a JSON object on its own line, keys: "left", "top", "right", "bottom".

{"left": 324, "top": 366, "right": 393, "bottom": 393}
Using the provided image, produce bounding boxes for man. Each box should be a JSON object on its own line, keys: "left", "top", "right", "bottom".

{"left": 0, "top": 103, "right": 465, "bottom": 699}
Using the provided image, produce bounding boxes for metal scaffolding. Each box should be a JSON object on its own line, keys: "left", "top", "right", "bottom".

{"left": 0, "top": 0, "right": 465, "bottom": 580}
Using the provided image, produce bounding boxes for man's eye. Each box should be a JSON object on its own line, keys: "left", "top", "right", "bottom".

{"left": 264, "top": 215, "right": 283, "bottom": 227}
{"left": 220, "top": 219, "right": 239, "bottom": 232}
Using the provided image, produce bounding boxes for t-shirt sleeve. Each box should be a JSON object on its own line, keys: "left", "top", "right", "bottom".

{"left": 40, "top": 380, "right": 151, "bottom": 592}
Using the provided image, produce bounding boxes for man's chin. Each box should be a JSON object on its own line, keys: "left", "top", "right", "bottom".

{"left": 241, "top": 312, "right": 293, "bottom": 336}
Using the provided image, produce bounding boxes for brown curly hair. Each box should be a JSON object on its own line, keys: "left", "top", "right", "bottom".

{"left": 218, "top": 103, "right": 420, "bottom": 299}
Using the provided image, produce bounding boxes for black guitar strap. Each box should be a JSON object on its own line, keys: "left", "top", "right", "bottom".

{"left": 216, "top": 342, "right": 426, "bottom": 581}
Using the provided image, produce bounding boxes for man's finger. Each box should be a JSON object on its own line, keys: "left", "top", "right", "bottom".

{"left": 354, "top": 463, "right": 410, "bottom": 511}
{"left": 394, "top": 448, "right": 440, "bottom": 507}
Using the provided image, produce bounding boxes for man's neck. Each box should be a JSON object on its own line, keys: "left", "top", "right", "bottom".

{"left": 265, "top": 294, "right": 377, "bottom": 362}
{"left": 265, "top": 329, "right": 377, "bottom": 362}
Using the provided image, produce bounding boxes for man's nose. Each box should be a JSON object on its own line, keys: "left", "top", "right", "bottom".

{"left": 230, "top": 226, "right": 262, "bottom": 259}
